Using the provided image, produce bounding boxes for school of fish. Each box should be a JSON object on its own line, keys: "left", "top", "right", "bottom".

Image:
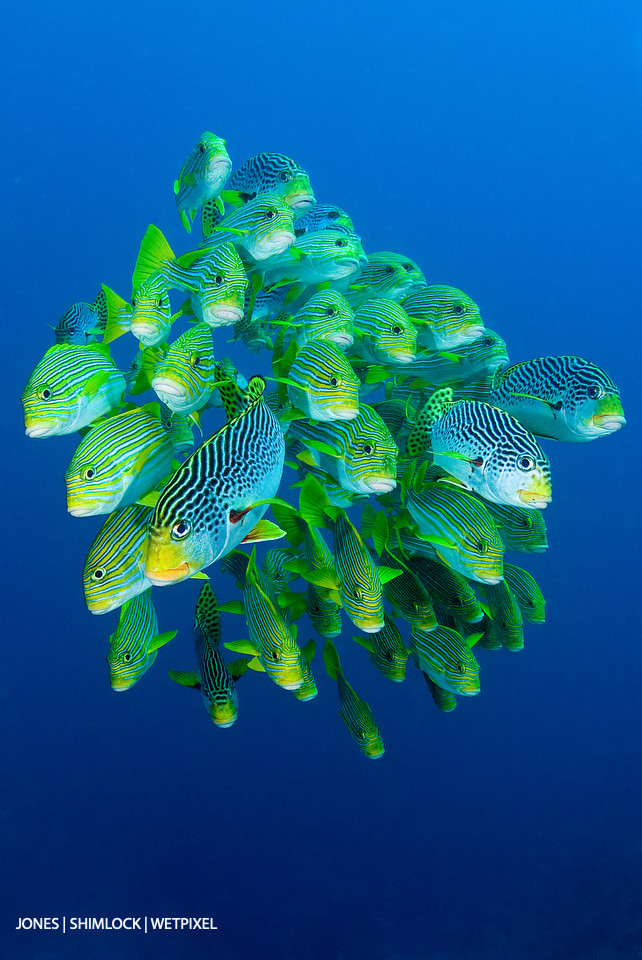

{"left": 22, "top": 132, "right": 626, "bottom": 758}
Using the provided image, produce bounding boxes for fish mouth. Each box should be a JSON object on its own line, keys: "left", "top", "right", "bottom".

{"left": 279, "top": 680, "right": 304, "bottom": 691}
{"left": 517, "top": 490, "right": 551, "bottom": 509}
{"left": 213, "top": 716, "right": 238, "bottom": 728}
{"left": 464, "top": 324, "right": 486, "bottom": 340}
{"left": 328, "top": 332, "right": 354, "bottom": 348}
{"left": 206, "top": 306, "right": 244, "bottom": 323}
{"left": 329, "top": 404, "right": 359, "bottom": 420}
{"left": 476, "top": 570, "right": 503, "bottom": 585}
{"left": 289, "top": 194, "right": 316, "bottom": 210}
{"left": 151, "top": 378, "right": 187, "bottom": 401}
{"left": 366, "top": 478, "right": 397, "bottom": 493}
{"left": 110, "top": 678, "right": 135, "bottom": 692}
{"left": 145, "top": 562, "right": 191, "bottom": 586}
{"left": 131, "top": 323, "right": 164, "bottom": 346}
{"left": 389, "top": 350, "right": 415, "bottom": 364}
{"left": 592, "top": 413, "right": 626, "bottom": 432}
{"left": 68, "top": 503, "right": 99, "bottom": 517}
{"left": 25, "top": 421, "right": 57, "bottom": 438}
{"left": 358, "top": 621, "right": 386, "bottom": 634}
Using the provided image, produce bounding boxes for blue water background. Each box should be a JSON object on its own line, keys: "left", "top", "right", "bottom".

{"left": 3, "top": 2, "right": 641, "bottom": 957}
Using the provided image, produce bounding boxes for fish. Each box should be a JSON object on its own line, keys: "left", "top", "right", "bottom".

{"left": 22, "top": 343, "right": 126, "bottom": 438}
{"left": 174, "top": 132, "right": 232, "bottom": 233}
{"left": 401, "top": 285, "right": 485, "bottom": 351}
{"left": 283, "top": 339, "right": 360, "bottom": 421}
{"left": 353, "top": 613, "right": 408, "bottom": 682}
{"left": 168, "top": 583, "right": 243, "bottom": 726}
{"left": 106, "top": 590, "right": 176, "bottom": 691}
{"left": 422, "top": 673, "right": 458, "bottom": 712}
{"left": 144, "top": 376, "right": 285, "bottom": 585}
{"left": 293, "top": 203, "right": 354, "bottom": 236}
{"left": 179, "top": 242, "right": 248, "bottom": 328}
{"left": 65, "top": 403, "right": 180, "bottom": 517}
{"left": 260, "top": 231, "right": 367, "bottom": 290}
{"left": 487, "top": 356, "right": 626, "bottom": 442}
{"left": 151, "top": 322, "right": 216, "bottom": 414}
{"left": 289, "top": 404, "right": 398, "bottom": 495}
{"left": 484, "top": 500, "right": 548, "bottom": 553}
{"left": 378, "top": 550, "right": 437, "bottom": 632}
{"left": 402, "top": 329, "right": 508, "bottom": 386}
{"left": 276, "top": 291, "right": 355, "bottom": 350}
{"left": 322, "top": 639, "right": 385, "bottom": 759}
{"left": 350, "top": 299, "right": 417, "bottom": 365}
{"left": 479, "top": 580, "right": 524, "bottom": 651}
{"left": 346, "top": 251, "right": 425, "bottom": 305}
{"left": 202, "top": 193, "right": 296, "bottom": 261}
{"left": 298, "top": 476, "right": 385, "bottom": 633}
{"left": 398, "top": 482, "right": 504, "bottom": 585}
{"left": 223, "top": 153, "right": 315, "bottom": 210}
{"left": 407, "top": 390, "right": 552, "bottom": 510}
{"left": 406, "top": 555, "right": 484, "bottom": 624}
{"left": 503, "top": 562, "right": 546, "bottom": 624}
{"left": 54, "top": 289, "right": 108, "bottom": 345}
{"left": 409, "top": 625, "right": 481, "bottom": 696}
{"left": 83, "top": 504, "right": 153, "bottom": 614}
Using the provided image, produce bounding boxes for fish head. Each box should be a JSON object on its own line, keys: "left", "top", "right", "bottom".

{"left": 144, "top": 517, "right": 215, "bottom": 586}
{"left": 208, "top": 692, "right": 239, "bottom": 728}
{"left": 130, "top": 277, "right": 172, "bottom": 346}
{"left": 282, "top": 171, "right": 315, "bottom": 210}
{"left": 578, "top": 390, "right": 626, "bottom": 439}
{"left": 66, "top": 457, "right": 122, "bottom": 517}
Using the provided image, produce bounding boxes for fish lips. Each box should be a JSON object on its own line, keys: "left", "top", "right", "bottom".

{"left": 517, "top": 489, "right": 551, "bottom": 509}
{"left": 144, "top": 562, "right": 192, "bottom": 586}
{"left": 592, "top": 413, "right": 626, "bottom": 432}
{"left": 25, "top": 420, "right": 59, "bottom": 438}
{"left": 366, "top": 478, "right": 397, "bottom": 494}
{"left": 288, "top": 193, "right": 316, "bottom": 210}
{"left": 152, "top": 377, "right": 189, "bottom": 403}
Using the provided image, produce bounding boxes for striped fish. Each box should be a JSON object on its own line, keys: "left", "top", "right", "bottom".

{"left": 202, "top": 193, "right": 296, "bottom": 261}
{"left": 54, "top": 289, "right": 108, "bottom": 345}
{"left": 261, "top": 231, "right": 367, "bottom": 290}
{"left": 346, "top": 251, "right": 424, "bottom": 306}
{"left": 174, "top": 132, "right": 232, "bottom": 233}
{"left": 379, "top": 550, "right": 437, "bottom": 632}
{"left": 422, "top": 673, "right": 458, "bottom": 712}
{"left": 278, "top": 291, "right": 355, "bottom": 350}
{"left": 305, "top": 582, "right": 343, "bottom": 639}
{"left": 129, "top": 273, "right": 174, "bottom": 347}
{"left": 404, "top": 329, "right": 508, "bottom": 385}
{"left": 354, "top": 612, "right": 409, "bottom": 682}
{"left": 22, "top": 343, "right": 126, "bottom": 438}
{"left": 289, "top": 404, "right": 398, "bottom": 494}
{"left": 409, "top": 625, "right": 480, "bottom": 696}
{"left": 168, "top": 583, "right": 242, "bottom": 727}
{"left": 144, "top": 376, "right": 285, "bottom": 585}
{"left": 285, "top": 339, "right": 360, "bottom": 421}
{"left": 401, "top": 285, "right": 485, "bottom": 352}
{"left": 298, "top": 477, "right": 385, "bottom": 633}
{"left": 180, "top": 242, "right": 248, "bottom": 328}
{"left": 106, "top": 590, "right": 176, "bottom": 691}
{"left": 503, "top": 562, "right": 546, "bottom": 624}
{"left": 151, "top": 322, "right": 216, "bottom": 414}
{"left": 351, "top": 299, "right": 417, "bottom": 365}
{"left": 484, "top": 500, "right": 548, "bottom": 553}
{"left": 488, "top": 355, "right": 625, "bottom": 442}
{"left": 65, "top": 404, "right": 178, "bottom": 517}
{"left": 404, "top": 482, "right": 505, "bottom": 585}
{"left": 479, "top": 580, "right": 524, "bottom": 651}
{"left": 223, "top": 153, "right": 315, "bottom": 210}
{"left": 409, "top": 392, "right": 552, "bottom": 510}
{"left": 323, "top": 639, "right": 385, "bottom": 759}
{"left": 83, "top": 504, "right": 153, "bottom": 614}
{"left": 406, "top": 555, "right": 484, "bottom": 624}
{"left": 293, "top": 203, "right": 354, "bottom": 237}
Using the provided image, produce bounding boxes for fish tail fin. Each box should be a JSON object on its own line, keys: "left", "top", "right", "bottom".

{"left": 132, "top": 224, "right": 176, "bottom": 293}
{"left": 101, "top": 284, "right": 131, "bottom": 343}
{"left": 298, "top": 474, "right": 332, "bottom": 529}
{"left": 322, "top": 638, "right": 342, "bottom": 681}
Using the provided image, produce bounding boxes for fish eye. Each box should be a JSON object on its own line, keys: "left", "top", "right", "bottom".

{"left": 518, "top": 456, "right": 535, "bottom": 472}
{"left": 82, "top": 467, "right": 96, "bottom": 480}
{"left": 383, "top": 650, "right": 393, "bottom": 662}
{"left": 124, "top": 653, "right": 131, "bottom": 662}
{"left": 587, "top": 384, "right": 602, "bottom": 399}
{"left": 325, "top": 307, "right": 336, "bottom": 317}
{"left": 402, "top": 262, "right": 413, "bottom": 271}
{"left": 328, "top": 211, "right": 339, "bottom": 219}
{"left": 456, "top": 662, "right": 464, "bottom": 674}
{"left": 391, "top": 325, "right": 402, "bottom": 335}
{"left": 384, "top": 266, "right": 395, "bottom": 275}
{"left": 330, "top": 376, "right": 340, "bottom": 387}
{"left": 279, "top": 170, "right": 293, "bottom": 182}
{"left": 453, "top": 303, "right": 465, "bottom": 315}
{"left": 215, "top": 275, "right": 224, "bottom": 286}
{"left": 483, "top": 337, "right": 494, "bottom": 346}
{"left": 334, "top": 238, "right": 346, "bottom": 247}
{"left": 363, "top": 443, "right": 374, "bottom": 455}
{"left": 198, "top": 143, "right": 206, "bottom": 154}
{"left": 476, "top": 540, "right": 488, "bottom": 554}
{"left": 38, "top": 386, "right": 52, "bottom": 400}
{"left": 190, "top": 353, "right": 202, "bottom": 368}
{"left": 91, "top": 567, "right": 106, "bottom": 581}
{"left": 172, "top": 520, "right": 191, "bottom": 540}
{"left": 353, "top": 588, "right": 361, "bottom": 600}
{"left": 132, "top": 298, "right": 137, "bottom": 307}
{"left": 157, "top": 299, "right": 164, "bottom": 308}
{"left": 265, "top": 208, "right": 276, "bottom": 220}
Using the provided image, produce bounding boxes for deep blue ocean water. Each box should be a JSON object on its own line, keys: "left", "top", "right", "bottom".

{"left": 4, "top": 2, "right": 641, "bottom": 958}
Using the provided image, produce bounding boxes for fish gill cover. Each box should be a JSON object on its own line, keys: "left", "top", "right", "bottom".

{"left": 21, "top": 131, "right": 626, "bottom": 759}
